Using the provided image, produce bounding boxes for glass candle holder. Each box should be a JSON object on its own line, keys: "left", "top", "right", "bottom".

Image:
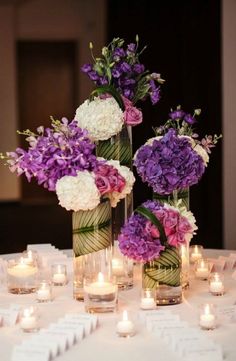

{"left": 209, "top": 273, "right": 224, "bottom": 296}
{"left": 36, "top": 280, "right": 52, "bottom": 303}
{"left": 190, "top": 245, "right": 203, "bottom": 264}
{"left": 194, "top": 259, "right": 210, "bottom": 280}
{"left": 84, "top": 272, "right": 118, "bottom": 313}
{"left": 199, "top": 303, "right": 217, "bottom": 330}
{"left": 116, "top": 310, "right": 135, "bottom": 337}
{"left": 20, "top": 306, "right": 39, "bottom": 333}
{"left": 112, "top": 242, "right": 133, "bottom": 290}
{"left": 51, "top": 264, "right": 67, "bottom": 286}
{"left": 140, "top": 288, "right": 156, "bottom": 310}
{"left": 7, "top": 257, "right": 38, "bottom": 294}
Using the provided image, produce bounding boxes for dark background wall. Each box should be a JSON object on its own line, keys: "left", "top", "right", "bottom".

{"left": 0, "top": 0, "right": 222, "bottom": 253}
{"left": 108, "top": 0, "right": 222, "bottom": 249}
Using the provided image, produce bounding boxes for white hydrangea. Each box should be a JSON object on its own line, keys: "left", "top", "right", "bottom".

{"left": 105, "top": 159, "right": 135, "bottom": 207}
{"left": 74, "top": 97, "right": 124, "bottom": 141}
{"left": 55, "top": 171, "right": 100, "bottom": 211}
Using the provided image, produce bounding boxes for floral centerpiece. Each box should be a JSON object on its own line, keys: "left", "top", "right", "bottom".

{"left": 75, "top": 36, "right": 164, "bottom": 240}
{"left": 76, "top": 35, "right": 164, "bottom": 161}
{"left": 134, "top": 106, "right": 221, "bottom": 207}
{"left": 118, "top": 200, "right": 197, "bottom": 304}
{"left": 1, "top": 117, "right": 135, "bottom": 254}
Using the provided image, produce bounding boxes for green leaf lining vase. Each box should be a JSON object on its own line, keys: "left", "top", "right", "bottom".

{"left": 142, "top": 247, "right": 182, "bottom": 305}
{"left": 153, "top": 188, "right": 190, "bottom": 289}
{"left": 73, "top": 198, "right": 112, "bottom": 301}
{"left": 96, "top": 125, "right": 133, "bottom": 242}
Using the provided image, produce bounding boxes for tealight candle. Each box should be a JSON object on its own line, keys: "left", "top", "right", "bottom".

{"left": 190, "top": 245, "right": 203, "bottom": 263}
{"left": 51, "top": 264, "right": 67, "bottom": 286}
{"left": 209, "top": 273, "right": 224, "bottom": 296}
{"left": 36, "top": 281, "right": 52, "bottom": 302}
{"left": 116, "top": 310, "right": 135, "bottom": 337}
{"left": 195, "top": 259, "right": 210, "bottom": 280}
{"left": 199, "top": 304, "right": 216, "bottom": 330}
{"left": 20, "top": 306, "right": 38, "bottom": 332}
{"left": 140, "top": 289, "right": 156, "bottom": 310}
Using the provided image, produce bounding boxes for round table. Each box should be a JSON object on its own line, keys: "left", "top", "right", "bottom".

{"left": 0, "top": 249, "right": 236, "bottom": 361}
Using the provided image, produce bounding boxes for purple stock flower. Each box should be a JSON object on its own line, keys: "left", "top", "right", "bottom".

{"left": 133, "top": 63, "right": 145, "bottom": 74}
{"left": 7, "top": 119, "right": 98, "bottom": 191}
{"left": 184, "top": 113, "right": 196, "bottom": 125}
{"left": 81, "top": 64, "right": 93, "bottom": 73}
{"left": 169, "top": 109, "right": 186, "bottom": 120}
{"left": 81, "top": 37, "right": 163, "bottom": 105}
{"left": 127, "top": 43, "right": 136, "bottom": 53}
{"left": 134, "top": 128, "right": 206, "bottom": 194}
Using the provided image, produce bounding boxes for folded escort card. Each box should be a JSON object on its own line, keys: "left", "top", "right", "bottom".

{"left": 11, "top": 313, "right": 98, "bottom": 361}
{"left": 0, "top": 304, "right": 20, "bottom": 326}
{"left": 141, "top": 310, "right": 223, "bottom": 361}
{"left": 27, "top": 243, "right": 73, "bottom": 273}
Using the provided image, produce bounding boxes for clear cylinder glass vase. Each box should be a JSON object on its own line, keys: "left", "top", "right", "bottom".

{"left": 96, "top": 126, "right": 133, "bottom": 242}
{"left": 142, "top": 247, "right": 182, "bottom": 305}
{"left": 73, "top": 198, "right": 112, "bottom": 301}
{"left": 153, "top": 188, "right": 190, "bottom": 289}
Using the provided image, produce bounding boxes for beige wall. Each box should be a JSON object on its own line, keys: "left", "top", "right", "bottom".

{"left": 223, "top": 0, "right": 236, "bottom": 249}
{"left": 0, "top": 0, "right": 106, "bottom": 200}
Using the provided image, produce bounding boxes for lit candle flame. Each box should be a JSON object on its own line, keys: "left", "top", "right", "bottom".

{"left": 200, "top": 260, "right": 205, "bottom": 268}
{"left": 98, "top": 272, "right": 104, "bottom": 283}
{"left": 123, "top": 310, "right": 128, "bottom": 321}
{"left": 204, "top": 304, "right": 210, "bottom": 315}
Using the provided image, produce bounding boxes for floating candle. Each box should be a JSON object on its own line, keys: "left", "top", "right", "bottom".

{"left": 7, "top": 258, "right": 37, "bottom": 278}
{"left": 116, "top": 310, "right": 135, "bottom": 337}
{"left": 84, "top": 272, "right": 117, "bottom": 296}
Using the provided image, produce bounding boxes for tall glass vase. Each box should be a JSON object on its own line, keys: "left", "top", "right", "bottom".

{"left": 142, "top": 247, "right": 182, "bottom": 305}
{"left": 96, "top": 126, "right": 133, "bottom": 242}
{"left": 153, "top": 188, "right": 190, "bottom": 289}
{"left": 73, "top": 198, "right": 112, "bottom": 301}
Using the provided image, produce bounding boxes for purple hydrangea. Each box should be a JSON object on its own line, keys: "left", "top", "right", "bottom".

{"left": 134, "top": 129, "right": 206, "bottom": 194}
{"left": 118, "top": 200, "right": 165, "bottom": 262}
{"left": 7, "top": 118, "right": 98, "bottom": 191}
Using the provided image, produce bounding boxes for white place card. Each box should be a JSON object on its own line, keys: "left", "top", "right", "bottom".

{"left": 0, "top": 307, "right": 19, "bottom": 326}
{"left": 48, "top": 324, "right": 76, "bottom": 347}
{"left": 39, "top": 329, "right": 68, "bottom": 353}
{"left": 218, "top": 305, "right": 236, "bottom": 322}
{"left": 139, "top": 309, "right": 171, "bottom": 321}
{"left": 218, "top": 256, "right": 227, "bottom": 270}
{"left": 21, "top": 340, "right": 55, "bottom": 360}
{"left": 66, "top": 313, "right": 98, "bottom": 330}
{"left": 26, "top": 335, "right": 59, "bottom": 358}
{"left": 163, "top": 328, "right": 203, "bottom": 349}
{"left": 64, "top": 314, "right": 93, "bottom": 335}
{"left": 12, "top": 345, "right": 50, "bottom": 361}
{"left": 149, "top": 320, "right": 188, "bottom": 335}
{"left": 183, "top": 343, "right": 223, "bottom": 361}
{"left": 27, "top": 244, "right": 56, "bottom": 251}
{"left": 57, "top": 319, "right": 84, "bottom": 341}
{"left": 177, "top": 338, "right": 215, "bottom": 357}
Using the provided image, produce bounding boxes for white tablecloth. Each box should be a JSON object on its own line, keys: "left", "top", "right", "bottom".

{"left": 0, "top": 249, "right": 236, "bottom": 361}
